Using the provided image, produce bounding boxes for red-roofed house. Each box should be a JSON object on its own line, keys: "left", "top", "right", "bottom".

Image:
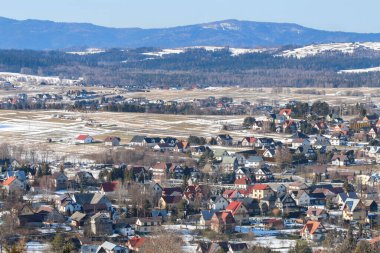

{"left": 279, "top": 109, "right": 292, "bottom": 118}
{"left": 2, "top": 176, "right": 24, "bottom": 194}
{"left": 241, "top": 137, "right": 256, "bottom": 147}
{"left": 234, "top": 177, "right": 252, "bottom": 189}
{"left": 127, "top": 236, "right": 145, "bottom": 252}
{"left": 210, "top": 211, "right": 236, "bottom": 233}
{"left": 75, "top": 134, "right": 93, "bottom": 144}
{"left": 249, "top": 184, "right": 275, "bottom": 200}
{"left": 300, "top": 221, "right": 327, "bottom": 241}
{"left": 225, "top": 201, "right": 249, "bottom": 224}
{"left": 100, "top": 181, "right": 120, "bottom": 194}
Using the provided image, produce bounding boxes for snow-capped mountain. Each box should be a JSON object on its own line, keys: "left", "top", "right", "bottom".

{"left": 2, "top": 17, "right": 380, "bottom": 50}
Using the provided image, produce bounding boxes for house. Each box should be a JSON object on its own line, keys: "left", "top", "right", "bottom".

{"left": 234, "top": 177, "right": 252, "bottom": 189}
{"left": 279, "top": 108, "right": 292, "bottom": 119}
{"left": 275, "top": 193, "right": 298, "bottom": 214}
{"left": 225, "top": 201, "right": 249, "bottom": 224}
{"left": 104, "top": 136, "right": 121, "bottom": 146}
{"left": 219, "top": 156, "right": 238, "bottom": 173}
{"left": 100, "top": 181, "right": 119, "bottom": 194}
{"left": 127, "top": 236, "right": 145, "bottom": 252}
{"left": 75, "top": 134, "right": 93, "bottom": 144}
{"left": 51, "top": 172, "right": 68, "bottom": 191}
{"left": 162, "top": 187, "right": 183, "bottom": 197}
{"left": 300, "top": 221, "right": 327, "bottom": 241}
{"left": 288, "top": 182, "right": 309, "bottom": 192}
{"left": 216, "top": 134, "right": 233, "bottom": 146}
{"left": 293, "top": 190, "right": 311, "bottom": 206}
{"left": 336, "top": 192, "right": 357, "bottom": 206}
{"left": 199, "top": 210, "right": 214, "bottom": 227}
{"left": 244, "top": 156, "right": 263, "bottom": 168}
{"left": 330, "top": 134, "right": 347, "bottom": 146}
{"left": 255, "top": 138, "right": 275, "bottom": 148}
{"left": 135, "top": 217, "right": 161, "bottom": 233}
{"left": 196, "top": 242, "right": 248, "bottom": 253}
{"left": 331, "top": 154, "right": 350, "bottom": 166}
{"left": 150, "top": 162, "right": 170, "bottom": 182}
{"left": 306, "top": 208, "right": 328, "bottom": 221}
{"left": 2, "top": 176, "right": 24, "bottom": 194}
{"left": 129, "top": 135, "right": 147, "bottom": 146}
{"left": 74, "top": 171, "right": 97, "bottom": 186}
{"left": 262, "top": 148, "right": 275, "bottom": 158}
{"left": 249, "top": 184, "right": 275, "bottom": 200}
{"left": 90, "top": 212, "right": 113, "bottom": 235}
{"left": 241, "top": 136, "right": 256, "bottom": 147}
{"left": 158, "top": 195, "right": 182, "bottom": 210}
{"left": 260, "top": 218, "right": 284, "bottom": 230}
{"left": 342, "top": 198, "right": 367, "bottom": 221}
{"left": 70, "top": 192, "right": 112, "bottom": 214}
{"left": 255, "top": 167, "right": 273, "bottom": 181}
{"left": 210, "top": 211, "right": 236, "bottom": 233}
{"left": 96, "top": 241, "right": 128, "bottom": 253}
{"left": 208, "top": 196, "right": 229, "bottom": 211}
{"left": 16, "top": 205, "right": 45, "bottom": 228}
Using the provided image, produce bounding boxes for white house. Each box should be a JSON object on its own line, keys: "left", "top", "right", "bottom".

{"left": 244, "top": 156, "right": 264, "bottom": 168}
{"left": 76, "top": 134, "right": 94, "bottom": 144}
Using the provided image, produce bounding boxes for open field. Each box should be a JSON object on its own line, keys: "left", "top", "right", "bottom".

{"left": 1, "top": 84, "right": 380, "bottom": 106}
{"left": 0, "top": 109, "right": 252, "bottom": 161}
{"left": 0, "top": 86, "right": 378, "bottom": 160}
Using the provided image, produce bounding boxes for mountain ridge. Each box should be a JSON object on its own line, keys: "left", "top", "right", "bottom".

{"left": 2, "top": 17, "right": 380, "bottom": 50}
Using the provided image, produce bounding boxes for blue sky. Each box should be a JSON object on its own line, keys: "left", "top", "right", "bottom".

{"left": 1, "top": 0, "right": 379, "bottom": 32}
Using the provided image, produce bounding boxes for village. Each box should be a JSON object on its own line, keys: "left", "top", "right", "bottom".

{"left": 0, "top": 93, "right": 380, "bottom": 253}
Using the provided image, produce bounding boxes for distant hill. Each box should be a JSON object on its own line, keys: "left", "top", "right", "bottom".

{"left": 2, "top": 17, "right": 380, "bottom": 50}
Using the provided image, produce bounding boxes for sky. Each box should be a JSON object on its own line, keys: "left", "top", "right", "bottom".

{"left": 1, "top": 0, "right": 380, "bottom": 33}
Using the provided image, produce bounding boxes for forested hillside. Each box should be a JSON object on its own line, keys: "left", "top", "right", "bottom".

{"left": 1, "top": 47, "right": 380, "bottom": 88}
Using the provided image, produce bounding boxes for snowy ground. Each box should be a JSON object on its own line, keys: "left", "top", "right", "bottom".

{"left": 25, "top": 241, "right": 50, "bottom": 253}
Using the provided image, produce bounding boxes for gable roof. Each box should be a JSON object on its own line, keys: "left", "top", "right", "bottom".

{"left": 76, "top": 134, "right": 90, "bottom": 140}
{"left": 128, "top": 236, "right": 145, "bottom": 248}
{"left": 100, "top": 181, "right": 119, "bottom": 192}
{"left": 252, "top": 184, "right": 270, "bottom": 191}
{"left": 226, "top": 201, "right": 246, "bottom": 215}
{"left": 2, "top": 176, "right": 17, "bottom": 186}
{"left": 301, "top": 220, "right": 325, "bottom": 235}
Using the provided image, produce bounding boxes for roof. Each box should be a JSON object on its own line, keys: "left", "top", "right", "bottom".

{"left": 280, "top": 108, "right": 292, "bottom": 116}
{"left": 98, "top": 241, "right": 117, "bottom": 251}
{"left": 128, "top": 237, "right": 145, "bottom": 248}
{"left": 100, "top": 181, "right": 119, "bottom": 192}
{"left": 301, "top": 220, "right": 324, "bottom": 235}
{"left": 252, "top": 184, "right": 270, "bottom": 191}
{"left": 344, "top": 198, "right": 362, "bottom": 212}
{"left": 226, "top": 201, "right": 245, "bottom": 215}
{"left": 200, "top": 210, "right": 214, "bottom": 221}
{"left": 104, "top": 136, "right": 120, "bottom": 142}
{"left": 2, "top": 176, "right": 17, "bottom": 186}
{"left": 130, "top": 135, "right": 147, "bottom": 143}
{"left": 76, "top": 134, "right": 90, "bottom": 140}
{"left": 234, "top": 177, "right": 251, "bottom": 185}
{"left": 71, "top": 211, "right": 87, "bottom": 221}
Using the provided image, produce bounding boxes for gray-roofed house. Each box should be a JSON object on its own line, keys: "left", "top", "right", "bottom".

{"left": 90, "top": 212, "right": 113, "bottom": 235}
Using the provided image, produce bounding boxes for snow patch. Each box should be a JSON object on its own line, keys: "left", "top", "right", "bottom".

{"left": 338, "top": 66, "right": 380, "bottom": 74}
{"left": 66, "top": 48, "right": 105, "bottom": 55}
{"left": 279, "top": 42, "right": 380, "bottom": 58}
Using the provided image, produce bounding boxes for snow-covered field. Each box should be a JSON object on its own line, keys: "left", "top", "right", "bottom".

{"left": 66, "top": 48, "right": 105, "bottom": 55}
{"left": 0, "top": 72, "right": 80, "bottom": 85}
{"left": 139, "top": 46, "right": 271, "bottom": 59}
{"left": 25, "top": 241, "right": 50, "bottom": 253}
{"left": 338, "top": 66, "right": 380, "bottom": 74}
{"left": 279, "top": 42, "right": 380, "bottom": 58}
